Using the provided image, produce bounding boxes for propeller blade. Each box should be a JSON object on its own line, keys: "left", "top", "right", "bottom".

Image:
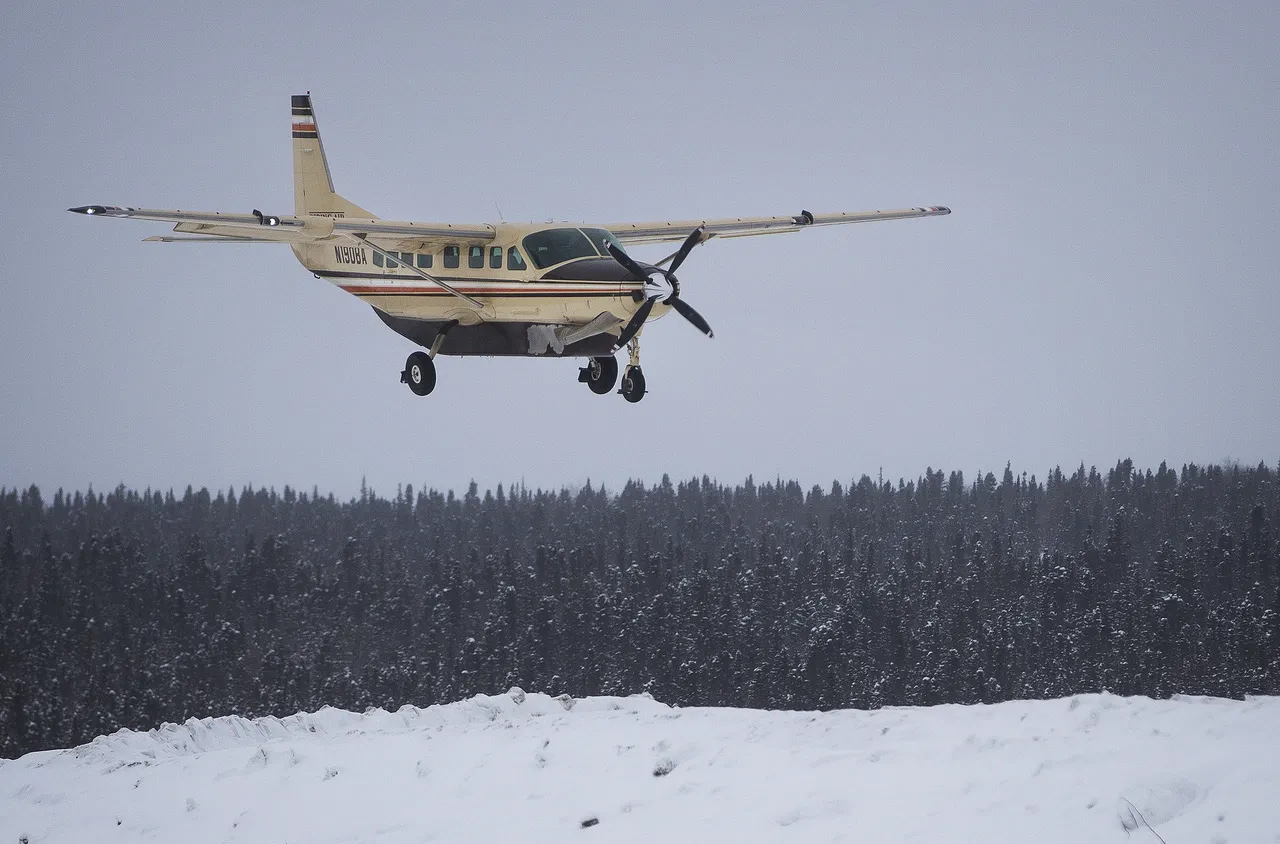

{"left": 667, "top": 295, "right": 714, "bottom": 338}
{"left": 614, "top": 296, "right": 657, "bottom": 350}
{"left": 606, "top": 232, "right": 712, "bottom": 344}
{"left": 666, "top": 226, "right": 706, "bottom": 274}
{"left": 605, "top": 241, "right": 652, "bottom": 281}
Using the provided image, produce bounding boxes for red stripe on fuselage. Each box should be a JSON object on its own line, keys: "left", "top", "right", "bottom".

{"left": 339, "top": 285, "right": 626, "bottom": 295}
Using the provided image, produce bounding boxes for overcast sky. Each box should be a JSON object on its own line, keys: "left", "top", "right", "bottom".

{"left": 2, "top": 1, "right": 1277, "bottom": 498}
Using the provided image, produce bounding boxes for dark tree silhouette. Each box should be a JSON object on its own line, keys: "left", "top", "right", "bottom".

{"left": 1, "top": 461, "right": 1278, "bottom": 758}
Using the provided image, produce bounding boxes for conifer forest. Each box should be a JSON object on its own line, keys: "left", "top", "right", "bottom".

{"left": 2, "top": 460, "right": 1278, "bottom": 759}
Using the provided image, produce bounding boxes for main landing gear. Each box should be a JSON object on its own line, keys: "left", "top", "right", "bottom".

{"left": 401, "top": 322, "right": 454, "bottom": 397}
{"left": 579, "top": 336, "right": 646, "bottom": 402}
{"left": 401, "top": 351, "right": 435, "bottom": 396}
{"left": 578, "top": 355, "right": 618, "bottom": 394}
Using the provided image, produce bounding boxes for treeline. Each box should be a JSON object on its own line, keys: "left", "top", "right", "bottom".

{"left": 2, "top": 460, "right": 1278, "bottom": 758}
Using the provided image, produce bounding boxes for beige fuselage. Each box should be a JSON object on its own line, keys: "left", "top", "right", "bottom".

{"left": 289, "top": 222, "right": 669, "bottom": 357}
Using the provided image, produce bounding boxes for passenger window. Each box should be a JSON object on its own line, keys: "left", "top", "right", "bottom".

{"left": 417, "top": 253, "right": 433, "bottom": 269}
{"left": 444, "top": 245, "right": 460, "bottom": 268}
{"left": 507, "top": 246, "right": 527, "bottom": 271}
{"left": 490, "top": 246, "right": 503, "bottom": 269}
{"left": 386, "top": 252, "right": 399, "bottom": 269}
{"left": 373, "top": 252, "right": 384, "bottom": 267}
{"left": 468, "top": 245, "right": 484, "bottom": 269}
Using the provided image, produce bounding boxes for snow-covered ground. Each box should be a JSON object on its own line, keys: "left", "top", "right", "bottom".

{"left": 2, "top": 691, "right": 1276, "bottom": 843}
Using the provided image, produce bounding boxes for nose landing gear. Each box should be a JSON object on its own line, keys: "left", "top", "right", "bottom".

{"left": 620, "top": 365, "right": 646, "bottom": 403}
{"left": 619, "top": 335, "right": 646, "bottom": 403}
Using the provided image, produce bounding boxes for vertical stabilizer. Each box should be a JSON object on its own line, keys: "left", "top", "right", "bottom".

{"left": 291, "top": 94, "right": 376, "bottom": 219}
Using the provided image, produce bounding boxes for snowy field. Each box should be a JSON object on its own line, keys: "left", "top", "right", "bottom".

{"left": 2, "top": 692, "right": 1277, "bottom": 844}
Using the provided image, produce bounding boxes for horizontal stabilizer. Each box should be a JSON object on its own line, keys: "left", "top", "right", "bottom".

{"left": 69, "top": 205, "right": 497, "bottom": 245}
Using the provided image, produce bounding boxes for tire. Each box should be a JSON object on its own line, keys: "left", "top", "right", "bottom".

{"left": 584, "top": 355, "right": 618, "bottom": 395}
{"left": 403, "top": 351, "right": 436, "bottom": 396}
{"left": 620, "top": 365, "right": 646, "bottom": 403}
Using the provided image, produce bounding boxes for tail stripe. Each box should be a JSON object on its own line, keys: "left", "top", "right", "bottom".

{"left": 292, "top": 113, "right": 319, "bottom": 138}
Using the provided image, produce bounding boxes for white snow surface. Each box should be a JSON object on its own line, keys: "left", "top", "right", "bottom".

{"left": 2, "top": 690, "right": 1277, "bottom": 843}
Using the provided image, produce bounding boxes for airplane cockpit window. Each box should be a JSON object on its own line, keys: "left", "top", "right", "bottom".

{"left": 507, "top": 246, "right": 527, "bottom": 271}
{"left": 522, "top": 228, "right": 599, "bottom": 269}
{"left": 581, "top": 228, "right": 626, "bottom": 258}
{"left": 444, "top": 245, "right": 460, "bottom": 268}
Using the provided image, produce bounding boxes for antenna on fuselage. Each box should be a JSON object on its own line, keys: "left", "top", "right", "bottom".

{"left": 494, "top": 201, "right": 505, "bottom": 223}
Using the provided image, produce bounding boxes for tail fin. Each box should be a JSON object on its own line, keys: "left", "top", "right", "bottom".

{"left": 291, "top": 94, "right": 376, "bottom": 219}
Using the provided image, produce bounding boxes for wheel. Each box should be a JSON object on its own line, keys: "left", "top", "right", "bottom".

{"left": 579, "top": 355, "right": 618, "bottom": 395}
{"left": 620, "top": 365, "right": 646, "bottom": 403}
{"left": 402, "top": 351, "right": 436, "bottom": 396}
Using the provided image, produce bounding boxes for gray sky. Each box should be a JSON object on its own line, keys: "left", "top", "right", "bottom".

{"left": 2, "top": 1, "right": 1277, "bottom": 498}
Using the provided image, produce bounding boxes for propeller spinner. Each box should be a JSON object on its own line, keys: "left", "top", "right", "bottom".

{"left": 605, "top": 227, "right": 714, "bottom": 350}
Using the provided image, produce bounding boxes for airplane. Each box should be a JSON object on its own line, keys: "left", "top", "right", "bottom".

{"left": 70, "top": 94, "right": 949, "bottom": 403}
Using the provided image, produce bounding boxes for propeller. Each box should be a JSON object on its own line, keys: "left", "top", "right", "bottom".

{"left": 605, "top": 227, "right": 714, "bottom": 350}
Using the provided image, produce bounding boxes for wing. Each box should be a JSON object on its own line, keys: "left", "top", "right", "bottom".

{"left": 68, "top": 205, "right": 488, "bottom": 309}
{"left": 602, "top": 206, "right": 950, "bottom": 245}
{"left": 68, "top": 205, "right": 496, "bottom": 244}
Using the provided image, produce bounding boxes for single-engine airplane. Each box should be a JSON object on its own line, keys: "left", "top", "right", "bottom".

{"left": 71, "top": 94, "right": 949, "bottom": 402}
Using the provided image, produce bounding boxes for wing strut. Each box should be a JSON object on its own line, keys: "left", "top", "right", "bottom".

{"left": 349, "top": 233, "right": 483, "bottom": 310}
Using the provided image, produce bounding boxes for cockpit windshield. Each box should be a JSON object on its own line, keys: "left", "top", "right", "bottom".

{"left": 522, "top": 229, "right": 597, "bottom": 270}
{"left": 521, "top": 227, "right": 629, "bottom": 270}
{"left": 581, "top": 228, "right": 626, "bottom": 258}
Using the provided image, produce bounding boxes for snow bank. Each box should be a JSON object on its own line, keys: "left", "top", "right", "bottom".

{"left": 2, "top": 692, "right": 1277, "bottom": 844}
{"left": 68, "top": 689, "right": 666, "bottom": 764}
